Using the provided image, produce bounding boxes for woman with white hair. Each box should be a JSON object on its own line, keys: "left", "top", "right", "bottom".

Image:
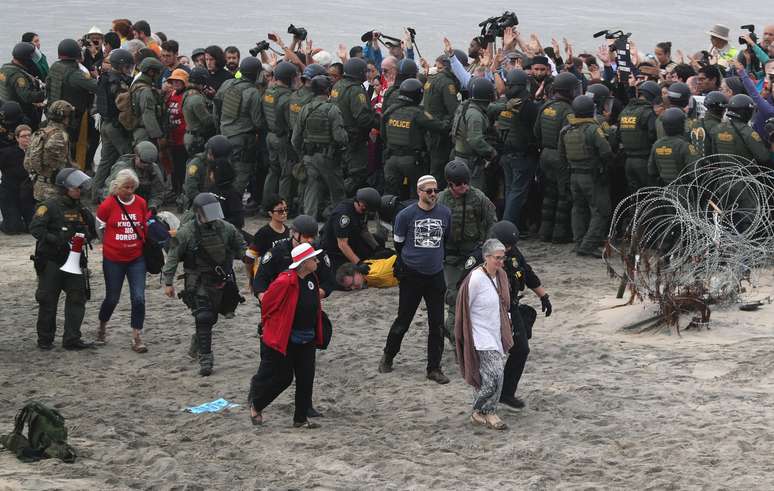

{"left": 454, "top": 238, "right": 514, "bottom": 430}
{"left": 96, "top": 169, "right": 149, "bottom": 352}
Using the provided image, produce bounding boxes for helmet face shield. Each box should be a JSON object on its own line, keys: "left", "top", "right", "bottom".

{"left": 59, "top": 169, "right": 92, "bottom": 191}
{"left": 198, "top": 201, "right": 224, "bottom": 223}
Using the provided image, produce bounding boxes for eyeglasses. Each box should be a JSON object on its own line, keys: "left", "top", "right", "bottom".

{"left": 271, "top": 207, "right": 289, "bottom": 214}
{"left": 420, "top": 188, "right": 439, "bottom": 195}
{"left": 492, "top": 255, "right": 505, "bottom": 261}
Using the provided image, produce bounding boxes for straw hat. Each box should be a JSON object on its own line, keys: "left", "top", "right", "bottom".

{"left": 86, "top": 26, "right": 104, "bottom": 37}
{"left": 705, "top": 24, "right": 730, "bottom": 41}
{"left": 289, "top": 243, "right": 324, "bottom": 269}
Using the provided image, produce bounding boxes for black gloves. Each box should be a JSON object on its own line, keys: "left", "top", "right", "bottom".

{"left": 540, "top": 293, "right": 552, "bottom": 317}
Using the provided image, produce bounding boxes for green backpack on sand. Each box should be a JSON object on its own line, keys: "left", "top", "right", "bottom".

{"left": 0, "top": 401, "right": 77, "bottom": 463}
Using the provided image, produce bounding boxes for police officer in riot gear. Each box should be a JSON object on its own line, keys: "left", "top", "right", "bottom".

{"left": 461, "top": 220, "right": 552, "bottom": 410}
{"left": 262, "top": 61, "right": 299, "bottom": 204}
{"left": 321, "top": 187, "right": 382, "bottom": 271}
{"left": 695, "top": 91, "right": 727, "bottom": 156}
{"left": 709, "top": 94, "right": 770, "bottom": 164}
{"left": 382, "top": 78, "right": 446, "bottom": 198}
{"left": 0, "top": 42, "right": 45, "bottom": 130}
{"left": 560, "top": 95, "right": 614, "bottom": 258}
{"left": 180, "top": 135, "right": 232, "bottom": 212}
{"left": 491, "top": 68, "right": 539, "bottom": 224}
{"left": 617, "top": 80, "right": 659, "bottom": 193}
{"left": 452, "top": 77, "right": 497, "bottom": 193}
{"left": 331, "top": 58, "right": 378, "bottom": 194}
{"left": 423, "top": 54, "right": 460, "bottom": 187}
{"left": 93, "top": 48, "right": 135, "bottom": 201}
{"left": 291, "top": 75, "right": 348, "bottom": 219}
{"left": 29, "top": 168, "right": 97, "bottom": 350}
{"left": 163, "top": 192, "right": 247, "bottom": 376}
{"left": 382, "top": 58, "right": 419, "bottom": 114}
{"left": 182, "top": 67, "right": 216, "bottom": 156}
{"left": 656, "top": 82, "right": 696, "bottom": 140}
{"left": 438, "top": 159, "right": 496, "bottom": 342}
{"left": 534, "top": 71, "right": 578, "bottom": 243}
{"left": 130, "top": 57, "right": 165, "bottom": 146}
{"left": 214, "top": 56, "right": 264, "bottom": 195}
{"left": 648, "top": 108, "right": 700, "bottom": 185}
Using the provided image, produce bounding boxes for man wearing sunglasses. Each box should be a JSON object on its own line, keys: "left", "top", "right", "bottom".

{"left": 379, "top": 175, "right": 453, "bottom": 385}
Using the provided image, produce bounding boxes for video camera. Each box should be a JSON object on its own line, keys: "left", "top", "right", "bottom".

{"left": 739, "top": 25, "right": 758, "bottom": 46}
{"left": 249, "top": 40, "right": 271, "bottom": 57}
{"left": 594, "top": 29, "right": 633, "bottom": 82}
{"left": 288, "top": 24, "right": 308, "bottom": 41}
{"left": 478, "top": 11, "right": 519, "bottom": 45}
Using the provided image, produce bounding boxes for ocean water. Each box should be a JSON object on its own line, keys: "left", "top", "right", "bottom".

{"left": 1, "top": 0, "right": 759, "bottom": 63}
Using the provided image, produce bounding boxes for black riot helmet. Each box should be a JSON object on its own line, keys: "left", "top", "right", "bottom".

{"left": 489, "top": 220, "right": 520, "bottom": 248}
{"left": 399, "top": 78, "right": 423, "bottom": 104}
{"left": 470, "top": 77, "right": 495, "bottom": 103}
{"left": 302, "top": 63, "right": 327, "bottom": 81}
{"left": 188, "top": 67, "right": 209, "bottom": 86}
{"left": 310, "top": 75, "right": 332, "bottom": 96}
{"left": 704, "top": 91, "right": 728, "bottom": 116}
{"left": 192, "top": 192, "right": 224, "bottom": 224}
{"left": 586, "top": 83, "right": 611, "bottom": 112}
{"left": 108, "top": 48, "right": 133, "bottom": 69}
{"left": 12, "top": 42, "right": 35, "bottom": 61}
{"left": 273, "top": 61, "right": 297, "bottom": 86}
{"left": 661, "top": 107, "right": 686, "bottom": 137}
{"left": 239, "top": 56, "right": 262, "bottom": 82}
{"left": 552, "top": 72, "right": 580, "bottom": 99}
{"left": 505, "top": 69, "right": 530, "bottom": 99}
{"left": 0, "top": 101, "right": 23, "bottom": 125}
{"left": 571, "top": 95, "right": 596, "bottom": 118}
{"left": 138, "top": 57, "right": 164, "bottom": 75}
{"left": 726, "top": 94, "right": 756, "bottom": 123}
{"left": 205, "top": 135, "right": 232, "bottom": 160}
{"left": 355, "top": 187, "right": 381, "bottom": 211}
{"left": 666, "top": 82, "right": 691, "bottom": 108}
{"left": 55, "top": 168, "right": 92, "bottom": 191}
{"left": 292, "top": 214, "right": 319, "bottom": 237}
{"left": 397, "top": 58, "right": 418, "bottom": 79}
{"left": 638, "top": 81, "right": 661, "bottom": 103}
{"left": 343, "top": 57, "right": 368, "bottom": 82}
{"left": 444, "top": 158, "right": 471, "bottom": 184}
{"left": 58, "top": 39, "right": 81, "bottom": 60}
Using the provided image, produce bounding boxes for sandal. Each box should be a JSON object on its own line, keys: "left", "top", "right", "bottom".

{"left": 470, "top": 411, "right": 487, "bottom": 426}
{"left": 131, "top": 337, "right": 148, "bottom": 353}
{"left": 293, "top": 420, "right": 320, "bottom": 429}
{"left": 484, "top": 413, "right": 508, "bottom": 431}
{"left": 95, "top": 325, "right": 107, "bottom": 346}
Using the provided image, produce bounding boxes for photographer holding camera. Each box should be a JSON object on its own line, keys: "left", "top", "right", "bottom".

{"left": 706, "top": 24, "right": 738, "bottom": 68}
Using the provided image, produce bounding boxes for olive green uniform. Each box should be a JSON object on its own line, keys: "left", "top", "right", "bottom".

{"left": 130, "top": 74, "right": 165, "bottom": 145}
{"left": 291, "top": 95, "right": 348, "bottom": 218}
{"left": 162, "top": 218, "right": 246, "bottom": 372}
{"left": 45, "top": 59, "right": 98, "bottom": 141}
{"left": 179, "top": 152, "right": 209, "bottom": 211}
{"left": 534, "top": 97, "right": 573, "bottom": 242}
{"left": 452, "top": 100, "right": 496, "bottom": 193}
{"left": 437, "top": 186, "right": 497, "bottom": 341}
{"left": 422, "top": 70, "right": 459, "bottom": 185}
{"left": 93, "top": 70, "right": 133, "bottom": 201}
{"left": 26, "top": 121, "right": 72, "bottom": 202}
{"left": 382, "top": 95, "right": 446, "bottom": 197}
{"left": 331, "top": 77, "right": 378, "bottom": 194}
{"left": 214, "top": 78, "right": 263, "bottom": 193}
{"left": 647, "top": 136, "right": 700, "bottom": 185}
{"left": 709, "top": 120, "right": 771, "bottom": 165}
{"left": 693, "top": 113, "right": 723, "bottom": 157}
{"left": 29, "top": 194, "right": 96, "bottom": 347}
{"left": 261, "top": 84, "right": 296, "bottom": 203}
{"left": 559, "top": 116, "right": 613, "bottom": 254}
{"left": 0, "top": 62, "right": 45, "bottom": 129}
{"left": 617, "top": 99, "right": 657, "bottom": 193}
{"left": 287, "top": 85, "right": 316, "bottom": 205}
{"left": 182, "top": 88, "right": 215, "bottom": 155}
{"left": 103, "top": 155, "right": 165, "bottom": 209}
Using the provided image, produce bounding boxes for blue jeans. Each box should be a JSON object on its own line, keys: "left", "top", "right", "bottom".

{"left": 501, "top": 152, "right": 537, "bottom": 225}
{"left": 99, "top": 256, "right": 146, "bottom": 330}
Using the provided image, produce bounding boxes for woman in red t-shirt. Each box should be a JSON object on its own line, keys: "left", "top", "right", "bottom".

{"left": 96, "top": 168, "right": 149, "bottom": 353}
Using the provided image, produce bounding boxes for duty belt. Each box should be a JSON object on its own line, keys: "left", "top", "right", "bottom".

{"left": 388, "top": 147, "right": 419, "bottom": 157}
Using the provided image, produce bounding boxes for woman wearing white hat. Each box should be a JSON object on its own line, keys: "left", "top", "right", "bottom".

{"left": 248, "top": 243, "right": 325, "bottom": 428}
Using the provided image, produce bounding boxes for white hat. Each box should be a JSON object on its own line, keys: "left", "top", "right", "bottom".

{"left": 417, "top": 175, "right": 437, "bottom": 188}
{"left": 312, "top": 50, "right": 333, "bottom": 67}
{"left": 87, "top": 26, "right": 104, "bottom": 36}
{"left": 289, "top": 243, "right": 324, "bottom": 269}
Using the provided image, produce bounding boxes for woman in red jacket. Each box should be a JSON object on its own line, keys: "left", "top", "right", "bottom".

{"left": 248, "top": 243, "right": 324, "bottom": 428}
{"left": 96, "top": 168, "right": 149, "bottom": 352}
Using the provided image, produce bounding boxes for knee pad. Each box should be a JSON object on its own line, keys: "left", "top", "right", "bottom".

{"left": 194, "top": 309, "right": 216, "bottom": 327}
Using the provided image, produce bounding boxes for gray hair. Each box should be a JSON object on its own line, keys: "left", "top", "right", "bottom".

{"left": 482, "top": 238, "right": 506, "bottom": 257}
{"left": 124, "top": 39, "right": 145, "bottom": 55}
{"left": 108, "top": 168, "right": 140, "bottom": 196}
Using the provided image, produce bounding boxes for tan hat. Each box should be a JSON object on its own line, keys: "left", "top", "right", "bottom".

{"left": 706, "top": 24, "right": 730, "bottom": 41}
{"left": 87, "top": 26, "right": 104, "bottom": 36}
{"left": 167, "top": 68, "right": 189, "bottom": 84}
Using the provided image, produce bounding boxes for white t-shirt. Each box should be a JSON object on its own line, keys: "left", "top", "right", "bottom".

{"left": 467, "top": 268, "right": 505, "bottom": 353}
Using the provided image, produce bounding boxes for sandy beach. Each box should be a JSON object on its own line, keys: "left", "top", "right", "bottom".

{"left": 2, "top": 213, "right": 774, "bottom": 489}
